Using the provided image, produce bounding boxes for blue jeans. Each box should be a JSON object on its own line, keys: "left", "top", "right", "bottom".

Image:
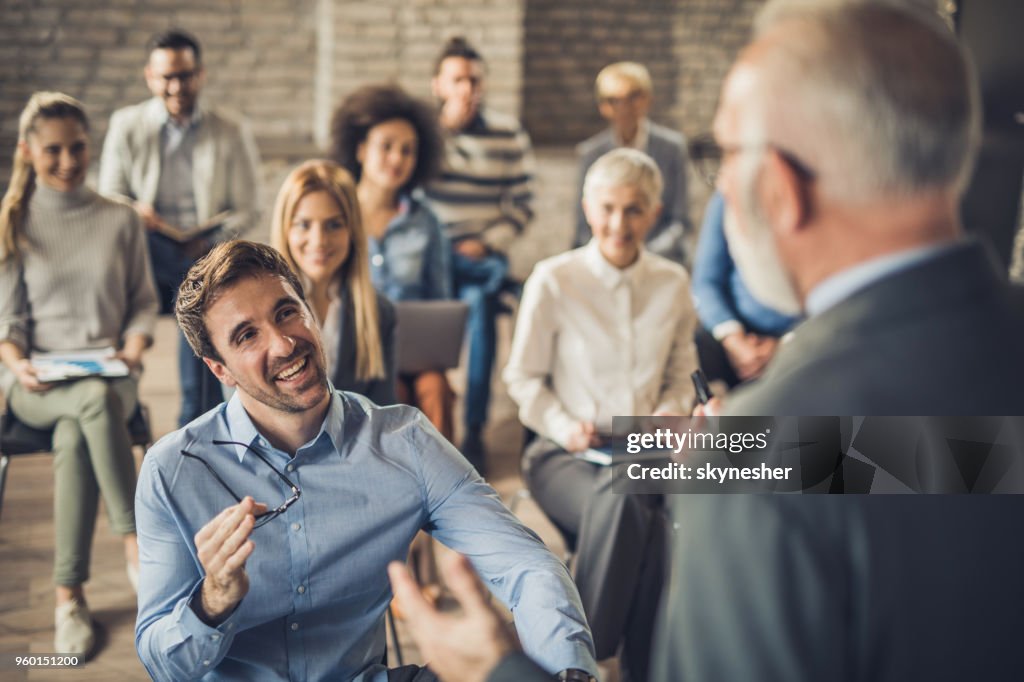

{"left": 453, "top": 252, "right": 508, "bottom": 430}
{"left": 178, "top": 329, "right": 223, "bottom": 427}
{"left": 148, "top": 233, "right": 223, "bottom": 425}
{"left": 147, "top": 233, "right": 192, "bottom": 314}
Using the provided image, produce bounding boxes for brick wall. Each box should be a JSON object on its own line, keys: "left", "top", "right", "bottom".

{"left": 0, "top": 0, "right": 1012, "bottom": 256}
{"left": 0, "top": 0, "right": 525, "bottom": 231}
{"left": 331, "top": 0, "right": 523, "bottom": 128}
{"left": 522, "top": 0, "right": 680, "bottom": 147}
{"left": 521, "top": 0, "right": 958, "bottom": 223}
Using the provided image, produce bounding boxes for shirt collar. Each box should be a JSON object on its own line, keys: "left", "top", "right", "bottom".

{"left": 224, "top": 384, "right": 345, "bottom": 462}
{"left": 805, "top": 240, "right": 963, "bottom": 316}
{"left": 582, "top": 238, "right": 645, "bottom": 289}
{"left": 155, "top": 100, "right": 204, "bottom": 130}
{"left": 615, "top": 117, "right": 650, "bottom": 150}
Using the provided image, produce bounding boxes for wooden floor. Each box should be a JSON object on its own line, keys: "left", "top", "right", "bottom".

{"left": 0, "top": 315, "right": 571, "bottom": 681}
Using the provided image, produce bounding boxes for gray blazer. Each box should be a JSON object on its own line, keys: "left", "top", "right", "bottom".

{"left": 727, "top": 242, "right": 1024, "bottom": 416}
{"left": 573, "top": 120, "right": 691, "bottom": 264}
{"left": 98, "top": 97, "right": 261, "bottom": 237}
{"left": 332, "top": 290, "right": 397, "bottom": 406}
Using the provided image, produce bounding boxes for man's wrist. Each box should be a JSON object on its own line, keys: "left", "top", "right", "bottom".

{"left": 192, "top": 581, "right": 236, "bottom": 627}
{"left": 556, "top": 669, "right": 596, "bottom": 682}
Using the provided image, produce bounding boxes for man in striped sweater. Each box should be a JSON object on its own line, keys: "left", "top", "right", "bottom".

{"left": 424, "top": 36, "right": 535, "bottom": 472}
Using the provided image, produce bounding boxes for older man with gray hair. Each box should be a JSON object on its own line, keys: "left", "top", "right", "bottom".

{"left": 712, "top": 0, "right": 1024, "bottom": 416}
{"left": 385, "top": 2, "right": 1024, "bottom": 682}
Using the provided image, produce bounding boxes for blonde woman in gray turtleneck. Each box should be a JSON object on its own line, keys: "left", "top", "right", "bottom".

{"left": 0, "top": 92, "right": 159, "bottom": 657}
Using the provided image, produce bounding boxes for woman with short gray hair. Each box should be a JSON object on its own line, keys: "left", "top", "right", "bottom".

{"left": 504, "top": 148, "right": 698, "bottom": 681}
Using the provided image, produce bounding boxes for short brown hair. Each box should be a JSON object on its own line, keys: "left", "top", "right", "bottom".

{"left": 176, "top": 240, "right": 306, "bottom": 361}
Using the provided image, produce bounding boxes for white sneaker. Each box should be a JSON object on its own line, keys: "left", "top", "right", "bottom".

{"left": 54, "top": 599, "right": 95, "bottom": 656}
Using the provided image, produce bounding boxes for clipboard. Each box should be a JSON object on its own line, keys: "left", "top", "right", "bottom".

{"left": 31, "top": 348, "right": 130, "bottom": 383}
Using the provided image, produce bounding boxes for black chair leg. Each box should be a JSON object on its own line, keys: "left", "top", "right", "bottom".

{"left": 387, "top": 605, "right": 404, "bottom": 666}
{"left": 0, "top": 454, "right": 9, "bottom": 522}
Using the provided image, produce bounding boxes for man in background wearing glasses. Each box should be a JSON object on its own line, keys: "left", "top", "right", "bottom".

{"left": 572, "top": 62, "right": 692, "bottom": 266}
{"left": 99, "top": 28, "right": 262, "bottom": 429}
{"left": 133, "top": 241, "right": 596, "bottom": 682}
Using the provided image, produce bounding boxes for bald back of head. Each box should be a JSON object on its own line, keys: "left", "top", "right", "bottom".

{"left": 740, "top": 0, "right": 980, "bottom": 203}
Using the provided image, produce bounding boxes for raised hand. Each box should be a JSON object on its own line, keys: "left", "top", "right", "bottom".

{"left": 192, "top": 496, "right": 267, "bottom": 625}
{"left": 388, "top": 553, "right": 516, "bottom": 682}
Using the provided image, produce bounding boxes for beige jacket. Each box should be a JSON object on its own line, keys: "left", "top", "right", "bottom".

{"left": 98, "top": 97, "right": 261, "bottom": 237}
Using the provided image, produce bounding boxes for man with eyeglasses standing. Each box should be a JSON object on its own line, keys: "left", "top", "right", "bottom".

{"left": 572, "top": 62, "right": 692, "bottom": 266}
{"left": 99, "top": 28, "right": 261, "bottom": 428}
{"left": 133, "top": 241, "right": 597, "bottom": 682}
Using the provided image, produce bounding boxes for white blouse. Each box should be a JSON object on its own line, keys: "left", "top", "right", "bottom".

{"left": 503, "top": 241, "right": 698, "bottom": 448}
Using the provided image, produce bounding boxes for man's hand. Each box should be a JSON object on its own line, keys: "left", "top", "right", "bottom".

{"left": 115, "top": 334, "right": 149, "bottom": 373}
{"left": 439, "top": 95, "right": 478, "bottom": 132}
{"left": 722, "top": 331, "right": 772, "bottom": 381}
{"left": 454, "top": 238, "right": 489, "bottom": 260}
{"left": 134, "top": 203, "right": 165, "bottom": 233}
{"left": 193, "top": 497, "right": 267, "bottom": 626}
{"left": 692, "top": 396, "right": 723, "bottom": 419}
{"left": 565, "top": 421, "right": 600, "bottom": 453}
{"left": 748, "top": 334, "right": 779, "bottom": 367}
{"left": 388, "top": 553, "right": 517, "bottom": 682}
{"left": 12, "top": 358, "right": 49, "bottom": 393}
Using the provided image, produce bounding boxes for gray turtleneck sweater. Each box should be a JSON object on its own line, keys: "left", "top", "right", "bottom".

{"left": 0, "top": 182, "right": 159, "bottom": 394}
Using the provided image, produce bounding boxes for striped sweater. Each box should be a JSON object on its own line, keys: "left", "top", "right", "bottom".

{"left": 422, "top": 108, "right": 535, "bottom": 254}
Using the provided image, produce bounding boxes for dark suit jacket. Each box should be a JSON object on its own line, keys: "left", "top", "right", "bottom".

{"left": 650, "top": 241, "right": 1024, "bottom": 681}
{"left": 653, "top": 494, "right": 1024, "bottom": 682}
{"left": 573, "top": 121, "right": 691, "bottom": 263}
{"left": 728, "top": 241, "right": 1024, "bottom": 416}
{"left": 332, "top": 290, "right": 397, "bottom": 406}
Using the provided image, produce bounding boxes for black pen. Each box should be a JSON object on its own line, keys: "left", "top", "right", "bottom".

{"left": 691, "top": 369, "right": 714, "bottom": 405}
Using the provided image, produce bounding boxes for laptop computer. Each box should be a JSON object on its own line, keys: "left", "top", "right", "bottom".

{"left": 393, "top": 300, "right": 470, "bottom": 374}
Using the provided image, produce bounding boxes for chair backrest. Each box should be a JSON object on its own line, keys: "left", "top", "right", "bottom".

{"left": 393, "top": 301, "right": 469, "bottom": 374}
{"left": 0, "top": 410, "right": 56, "bottom": 455}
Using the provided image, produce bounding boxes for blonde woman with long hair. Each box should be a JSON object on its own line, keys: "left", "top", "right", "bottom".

{"left": 270, "top": 160, "right": 396, "bottom": 404}
{"left": 0, "top": 92, "right": 159, "bottom": 655}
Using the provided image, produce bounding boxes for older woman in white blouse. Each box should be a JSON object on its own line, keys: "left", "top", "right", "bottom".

{"left": 503, "top": 148, "right": 697, "bottom": 681}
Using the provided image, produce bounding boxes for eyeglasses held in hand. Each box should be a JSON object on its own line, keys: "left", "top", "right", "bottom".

{"left": 180, "top": 440, "right": 301, "bottom": 528}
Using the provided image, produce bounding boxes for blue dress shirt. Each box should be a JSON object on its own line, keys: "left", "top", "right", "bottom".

{"left": 135, "top": 389, "right": 596, "bottom": 681}
{"left": 691, "top": 192, "right": 799, "bottom": 338}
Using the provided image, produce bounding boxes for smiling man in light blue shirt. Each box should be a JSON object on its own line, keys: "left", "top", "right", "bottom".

{"left": 134, "top": 240, "right": 596, "bottom": 681}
